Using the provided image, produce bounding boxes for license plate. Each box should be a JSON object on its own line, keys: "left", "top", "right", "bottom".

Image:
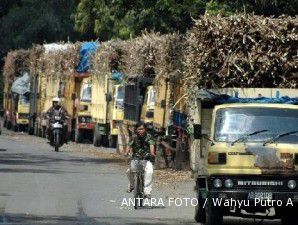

{"left": 248, "top": 192, "right": 273, "bottom": 200}
{"left": 53, "top": 123, "right": 62, "bottom": 128}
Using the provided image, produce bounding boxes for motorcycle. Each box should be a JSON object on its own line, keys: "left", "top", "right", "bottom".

{"left": 50, "top": 115, "right": 65, "bottom": 152}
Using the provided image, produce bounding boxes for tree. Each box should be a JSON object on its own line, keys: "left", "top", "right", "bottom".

{"left": 74, "top": 0, "right": 207, "bottom": 40}
{"left": 74, "top": 0, "right": 298, "bottom": 40}
{"left": 0, "top": 0, "right": 86, "bottom": 106}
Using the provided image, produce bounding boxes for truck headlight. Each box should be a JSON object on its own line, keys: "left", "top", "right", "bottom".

{"left": 213, "top": 179, "right": 222, "bottom": 188}
{"left": 225, "top": 179, "right": 234, "bottom": 188}
{"left": 288, "top": 180, "right": 296, "bottom": 189}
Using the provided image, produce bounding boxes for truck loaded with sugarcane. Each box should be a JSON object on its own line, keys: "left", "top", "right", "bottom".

{"left": 185, "top": 16, "right": 298, "bottom": 225}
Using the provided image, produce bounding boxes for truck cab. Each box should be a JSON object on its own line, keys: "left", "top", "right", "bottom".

{"left": 110, "top": 84, "right": 124, "bottom": 135}
{"left": 140, "top": 85, "right": 156, "bottom": 124}
{"left": 7, "top": 93, "right": 30, "bottom": 132}
{"left": 192, "top": 89, "right": 298, "bottom": 225}
{"left": 74, "top": 78, "right": 94, "bottom": 142}
{"left": 16, "top": 94, "right": 30, "bottom": 129}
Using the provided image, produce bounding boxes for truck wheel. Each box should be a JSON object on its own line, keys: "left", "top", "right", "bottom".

{"left": 100, "top": 135, "right": 108, "bottom": 147}
{"left": 13, "top": 124, "right": 19, "bottom": 132}
{"left": 108, "top": 135, "right": 117, "bottom": 148}
{"left": 281, "top": 206, "right": 297, "bottom": 225}
{"left": 194, "top": 193, "right": 206, "bottom": 223}
{"left": 155, "top": 144, "right": 167, "bottom": 169}
{"left": 75, "top": 128, "right": 82, "bottom": 143}
{"left": 28, "top": 127, "right": 34, "bottom": 135}
{"left": 93, "top": 133, "right": 102, "bottom": 147}
{"left": 7, "top": 121, "right": 12, "bottom": 130}
{"left": 205, "top": 199, "right": 223, "bottom": 225}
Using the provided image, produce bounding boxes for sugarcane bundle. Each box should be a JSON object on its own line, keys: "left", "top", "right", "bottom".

{"left": 184, "top": 15, "right": 298, "bottom": 91}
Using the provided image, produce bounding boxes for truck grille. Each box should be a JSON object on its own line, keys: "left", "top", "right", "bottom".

{"left": 209, "top": 175, "right": 298, "bottom": 191}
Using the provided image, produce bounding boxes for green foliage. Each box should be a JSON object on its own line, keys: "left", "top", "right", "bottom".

{"left": 73, "top": 0, "right": 298, "bottom": 40}
{"left": 0, "top": 0, "right": 86, "bottom": 106}
{"left": 74, "top": 0, "right": 207, "bottom": 40}
{"left": 206, "top": 0, "right": 298, "bottom": 16}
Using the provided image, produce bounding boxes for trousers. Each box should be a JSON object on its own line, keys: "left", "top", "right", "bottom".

{"left": 126, "top": 160, "right": 153, "bottom": 195}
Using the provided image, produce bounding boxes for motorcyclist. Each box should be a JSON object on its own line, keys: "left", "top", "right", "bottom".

{"left": 125, "top": 121, "right": 156, "bottom": 198}
{"left": 46, "top": 97, "right": 69, "bottom": 144}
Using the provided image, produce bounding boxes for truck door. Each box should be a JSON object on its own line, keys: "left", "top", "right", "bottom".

{"left": 124, "top": 78, "right": 141, "bottom": 122}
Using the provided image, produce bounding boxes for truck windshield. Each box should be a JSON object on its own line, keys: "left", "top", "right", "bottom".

{"left": 81, "top": 83, "right": 92, "bottom": 102}
{"left": 148, "top": 89, "right": 156, "bottom": 107}
{"left": 19, "top": 95, "right": 30, "bottom": 105}
{"left": 214, "top": 107, "right": 298, "bottom": 144}
{"left": 115, "top": 86, "right": 124, "bottom": 109}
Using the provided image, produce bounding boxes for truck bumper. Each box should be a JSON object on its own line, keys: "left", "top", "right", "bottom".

{"left": 77, "top": 123, "right": 95, "bottom": 130}
{"left": 17, "top": 119, "right": 29, "bottom": 125}
{"left": 198, "top": 175, "right": 298, "bottom": 203}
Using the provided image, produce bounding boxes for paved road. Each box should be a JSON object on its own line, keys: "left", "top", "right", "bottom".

{"left": 0, "top": 129, "right": 281, "bottom": 225}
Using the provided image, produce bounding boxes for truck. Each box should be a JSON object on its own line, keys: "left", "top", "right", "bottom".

{"left": 73, "top": 42, "right": 99, "bottom": 143}
{"left": 29, "top": 43, "right": 76, "bottom": 139}
{"left": 73, "top": 75, "right": 94, "bottom": 142}
{"left": 3, "top": 72, "right": 31, "bottom": 132}
{"left": 92, "top": 71, "right": 125, "bottom": 148}
{"left": 27, "top": 42, "right": 98, "bottom": 141}
{"left": 117, "top": 76, "right": 156, "bottom": 153}
{"left": 190, "top": 88, "right": 298, "bottom": 225}
{"left": 137, "top": 76, "right": 189, "bottom": 170}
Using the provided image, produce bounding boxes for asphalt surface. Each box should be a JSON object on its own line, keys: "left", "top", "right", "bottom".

{"left": 0, "top": 128, "right": 281, "bottom": 225}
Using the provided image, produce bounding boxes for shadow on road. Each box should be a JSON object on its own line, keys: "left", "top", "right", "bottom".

{"left": 0, "top": 152, "right": 122, "bottom": 166}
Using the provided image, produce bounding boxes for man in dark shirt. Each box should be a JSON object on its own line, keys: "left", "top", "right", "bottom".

{"left": 125, "top": 122, "right": 156, "bottom": 198}
{"left": 46, "top": 97, "right": 69, "bottom": 144}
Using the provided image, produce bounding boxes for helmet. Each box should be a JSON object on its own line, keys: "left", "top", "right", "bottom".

{"left": 52, "top": 97, "right": 61, "bottom": 105}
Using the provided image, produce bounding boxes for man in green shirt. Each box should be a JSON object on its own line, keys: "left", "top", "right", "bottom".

{"left": 126, "top": 122, "right": 156, "bottom": 198}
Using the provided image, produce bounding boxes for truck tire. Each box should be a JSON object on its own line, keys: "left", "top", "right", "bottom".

{"left": 194, "top": 192, "right": 206, "bottom": 223}
{"left": 175, "top": 138, "right": 183, "bottom": 170}
{"left": 108, "top": 135, "right": 117, "bottom": 148}
{"left": 75, "top": 128, "right": 82, "bottom": 143}
{"left": 28, "top": 127, "right": 34, "bottom": 135}
{"left": 7, "top": 121, "right": 12, "bottom": 130}
{"left": 155, "top": 144, "right": 167, "bottom": 169}
{"left": 13, "top": 124, "right": 19, "bottom": 132}
{"left": 205, "top": 199, "right": 223, "bottom": 225}
{"left": 93, "top": 133, "right": 102, "bottom": 147}
{"left": 102, "top": 135, "right": 108, "bottom": 147}
{"left": 281, "top": 206, "right": 297, "bottom": 225}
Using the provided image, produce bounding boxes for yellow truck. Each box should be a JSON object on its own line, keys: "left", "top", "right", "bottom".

{"left": 73, "top": 75, "right": 94, "bottom": 142}
{"left": 3, "top": 72, "right": 31, "bottom": 132}
{"left": 30, "top": 44, "right": 76, "bottom": 138}
{"left": 4, "top": 93, "right": 30, "bottom": 131}
{"left": 190, "top": 88, "right": 298, "bottom": 225}
{"left": 28, "top": 42, "right": 98, "bottom": 141}
{"left": 92, "top": 72, "right": 124, "bottom": 148}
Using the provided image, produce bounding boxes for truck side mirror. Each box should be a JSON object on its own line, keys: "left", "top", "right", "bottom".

{"left": 71, "top": 93, "right": 76, "bottom": 101}
{"left": 105, "top": 93, "right": 112, "bottom": 102}
{"left": 193, "top": 124, "right": 202, "bottom": 139}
